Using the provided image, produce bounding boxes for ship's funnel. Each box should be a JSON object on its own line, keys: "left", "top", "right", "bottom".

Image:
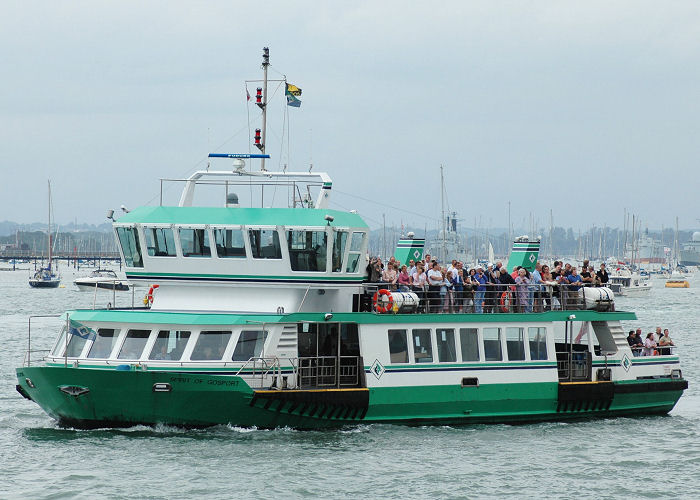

{"left": 394, "top": 237, "right": 425, "bottom": 265}
{"left": 506, "top": 236, "right": 540, "bottom": 272}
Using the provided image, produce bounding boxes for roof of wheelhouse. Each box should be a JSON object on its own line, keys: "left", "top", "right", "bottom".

{"left": 116, "top": 206, "right": 368, "bottom": 228}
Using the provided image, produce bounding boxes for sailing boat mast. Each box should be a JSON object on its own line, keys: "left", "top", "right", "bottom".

{"left": 440, "top": 165, "right": 446, "bottom": 262}
{"left": 47, "top": 180, "right": 52, "bottom": 271}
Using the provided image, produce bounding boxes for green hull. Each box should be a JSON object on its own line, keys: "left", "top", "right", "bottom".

{"left": 16, "top": 366, "right": 687, "bottom": 429}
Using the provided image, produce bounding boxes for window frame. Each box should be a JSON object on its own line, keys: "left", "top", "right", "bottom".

{"left": 435, "top": 328, "right": 457, "bottom": 363}
{"left": 211, "top": 225, "right": 248, "bottom": 260}
{"left": 411, "top": 328, "right": 434, "bottom": 364}
{"left": 178, "top": 226, "right": 212, "bottom": 258}
{"left": 248, "top": 226, "right": 283, "bottom": 260}
{"left": 286, "top": 227, "right": 328, "bottom": 272}
{"left": 143, "top": 225, "right": 178, "bottom": 258}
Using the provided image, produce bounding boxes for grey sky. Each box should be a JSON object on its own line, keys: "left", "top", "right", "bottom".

{"left": 1, "top": 1, "right": 699, "bottom": 231}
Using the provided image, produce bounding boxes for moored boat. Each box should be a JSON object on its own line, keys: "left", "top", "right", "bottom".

{"left": 74, "top": 269, "right": 130, "bottom": 291}
{"left": 15, "top": 49, "right": 688, "bottom": 429}
{"left": 29, "top": 181, "right": 61, "bottom": 288}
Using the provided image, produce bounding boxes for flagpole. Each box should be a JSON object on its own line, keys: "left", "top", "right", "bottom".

{"left": 260, "top": 47, "right": 269, "bottom": 172}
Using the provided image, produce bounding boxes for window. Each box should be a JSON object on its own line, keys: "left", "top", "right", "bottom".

{"left": 213, "top": 228, "right": 246, "bottom": 258}
{"left": 332, "top": 231, "right": 348, "bottom": 272}
{"left": 116, "top": 226, "right": 143, "bottom": 267}
{"left": 388, "top": 329, "right": 408, "bottom": 363}
{"left": 528, "top": 327, "right": 548, "bottom": 360}
{"left": 87, "top": 329, "right": 119, "bottom": 358}
{"left": 232, "top": 330, "right": 268, "bottom": 361}
{"left": 249, "top": 229, "right": 282, "bottom": 259}
{"left": 117, "top": 329, "right": 151, "bottom": 359}
{"left": 506, "top": 327, "right": 526, "bottom": 361}
{"left": 412, "top": 329, "right": 433, "bottom": 363}
{"left": 145, "top": 227, "right": 176, "bottom": 257}
{"left": 436, "top": 328, "right": 457, "bottom": 362}
{"left": 180, "top": 228, "right": 211, "bottom": 257}
{"left": 190, "top": 331, "right": 232, "bottom": 360}
{"left": 52, "top": 326, "right": 67, "bottom": 356}
{"left": 149, "top": 330, "right": 191, "bottom": 361}
{"left": 459, "top": 328, "right": 480, "bottom": 361}
{"left": 287, "top": 230, "right": 327, "bottom": 271}
{"left": 483, "top": 327, "right": 502, "bottom": 361}
{"left": 345, "top": 232, "right": 366, "bottom": 273}
{"left": 64, "top": 330, "right": 88, "bottom": 357}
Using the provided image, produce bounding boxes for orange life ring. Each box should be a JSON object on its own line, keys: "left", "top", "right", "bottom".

{"left": 373, "top": 289, "right": 394, "bottom": 313}
{"left": 145, "top": 284, "right": 160, "bottom": 305}
{"left": 500, "top": 290, "right": 511, "bottom": 312}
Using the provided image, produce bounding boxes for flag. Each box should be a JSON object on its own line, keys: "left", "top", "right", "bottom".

{"left": 286, "top": 83, "right": 302, "bottom": 96}
{"left": 285, "top": 82, "right": 302, "bottom": 107}
{"left": 574, "top": 322, "right": 588, "bottom": 344}
{"left": 69, "top": 319, "right": 96, "bottom": 341}
{"left": 246, "top": 88, "right": 251, "bottom": 101}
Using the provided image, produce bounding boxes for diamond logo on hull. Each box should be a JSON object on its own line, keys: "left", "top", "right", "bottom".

{"left": 370, "top": 359, "right": 385, "bottom": 380}
{"left": 621, "top": 354, "right": 631, "bottom": 372}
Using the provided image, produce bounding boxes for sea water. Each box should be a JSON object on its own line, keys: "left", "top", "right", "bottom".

{"left": 1, "top": 268, "right": 699, "bottom": 499}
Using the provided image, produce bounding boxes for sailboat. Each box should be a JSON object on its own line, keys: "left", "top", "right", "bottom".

{"left": 29, "top": 181, "right": 61, "bottom": 288}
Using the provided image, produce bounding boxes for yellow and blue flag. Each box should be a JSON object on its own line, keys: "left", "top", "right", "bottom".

{"left": 285, "top": 83, "right": 302, "bottom": 107}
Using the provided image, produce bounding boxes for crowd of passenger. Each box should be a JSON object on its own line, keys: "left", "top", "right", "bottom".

{"left": 367, "top": 255, "right": 612, "bottom": 314}
{"left": 626, "top": 327, "right": 675, "bottom": 357}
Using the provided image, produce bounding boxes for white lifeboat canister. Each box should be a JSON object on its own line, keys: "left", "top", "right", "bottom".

{"left": 579, "top": 287, "right": 615, "bottom": 311}
{"left": 373, "top": 289, "right": 420, "bottom": 313}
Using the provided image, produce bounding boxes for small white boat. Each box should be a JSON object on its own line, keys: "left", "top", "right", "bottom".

{"left": 74, "top": 269, "right": 129, "bottom": 291}
{"left": 609, "top": 267, "right": 652, "bottom": 296}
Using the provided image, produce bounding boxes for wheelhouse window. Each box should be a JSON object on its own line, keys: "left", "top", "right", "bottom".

{"left": 179, "top": 228, "right": 211, "bottom": 257}
{"left": 345, "top": 232, "right": 366, "bottom": 273}
{"left": 232, "top": 330, "right": 268, "bottom": 361}
{"left": 528, "top": 327, "right": 548, "bottom": 360}
{"left": 213, "top": 228, "right": 246, "bottom": 258}
{"left": 149, "top": 330, "right": 191, "bottom": 361}
{"left": 436, "top": 328, "right": 457, "bottom": 362}
{"left": 506, "top": 327, "right": 526, "bottom": 361}
{"left": 459, "top": 328, "right": 480, "bottom": 361}
{"left": 51, "top": 326, "right": 67, "bottom": 356}
{"left": 145, "top": 227, "right": 176, "bottom": 257}
{"left": 87, "top": 328, "right": 119, "bottom": 358}
{"left": 332, "top": 231, "right": 348, "bottom": 272}
{"left": 287, "top": 230, "right": 327, "bottom": 271}
{"left": 388, "top": 329, "right": 408, "bottom": 363}
{"left": 412, "top": 329, "right": 433, "bottom": 363}
{"left": 117, "top": 329, "right": 151, "bottom": 359}
{"left": 64, "top": 329, "right": 89, "bottom": 357}
{"left": 116, "top": 226, "right": 143, "bottom": 267}
{"left": 483, "top": 327, "right": 502, "bottom": 361}
{"left": 249, "top": 229, "right": 282, "bottom": 259}
{"left": 190, "top": 331, "right": 232, "bottom": 360}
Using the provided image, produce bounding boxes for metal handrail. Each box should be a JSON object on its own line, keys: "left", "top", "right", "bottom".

{"left": 26, "top": 315, "right": 62, "bottom": 367}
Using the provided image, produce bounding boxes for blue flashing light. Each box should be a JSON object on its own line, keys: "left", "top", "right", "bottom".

{"left": 208, "top": 153, "right": 271, "bottom": 159}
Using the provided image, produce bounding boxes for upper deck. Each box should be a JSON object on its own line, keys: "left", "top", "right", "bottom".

{"left": 110, "top": 163, "right": 370, "bottom": 313}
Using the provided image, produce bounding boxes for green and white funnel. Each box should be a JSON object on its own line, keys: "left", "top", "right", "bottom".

{"left": 506, "top": 236, "right": 540, "bottom": 272}
{"left": 394, "top": 235, "right": 425, "bottom": 265}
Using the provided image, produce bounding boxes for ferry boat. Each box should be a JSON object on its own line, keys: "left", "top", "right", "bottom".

{"left": 15, "top": 50, "right": 687, "bottom": 429}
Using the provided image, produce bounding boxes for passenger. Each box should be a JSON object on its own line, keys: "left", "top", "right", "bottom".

{"left": 408, "top": 260, "right": 417, "bottom": 277}
{"left": 581, "top": 265, "right": 593, "bottom": 285}
{"left": 427, "top": 262, "right": 443, "bottom": 313}
{"left": 411, "top": 265, "right": 427, "bottom": 312}
{"left": 515, "top": 268, "right": 532, "bottom": 313}
{"left": 398, "top": 265, "right": 411, "bottom": 292}
{"left": 473, "top": 266, "right": 487, "bottom": 314}
{"left": 654, "top": 327, "right": 663, "bottom": 343}
{"left": 465, "top": 268, "right": 477, "bottom": 312}
{"left": 485, "top": 263, "right": 499, "bottom": 313}
{"left": 539, "top": 264, "right": 554, "bottom": 310}
{"left": 382, "top": 262, "right": 398, "bottom": 290}
{"left": 658, "top": 329, "right": 675, "bottom": 355}
{"left": 596, "top": 263, "right": 609, "bottom": 285}
{"left": 531, "top": 263, "right": 543, "bottom": 312}
{"left": 568, "top": 267, "right": 583, "bottom": 291}
{"left": 440, "top": 270, "right": 451, "bottom": 313}
{"left": 453, "top": 266, "right": 465, "bottom": 313}
{"left": 642, "top": 333, "right": 657, "bottom": 356}
{"left": 370, "top": 258, "right": 383, "bottom": 283}
{"left": 498, "top": 267, "right": 515, "bottom": 313}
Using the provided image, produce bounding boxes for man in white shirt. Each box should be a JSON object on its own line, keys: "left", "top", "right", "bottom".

{"left": 427, "top": 262, "right": 443, "bottom": 313}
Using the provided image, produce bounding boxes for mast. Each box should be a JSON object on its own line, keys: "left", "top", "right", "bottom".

{"left": 440, "top": 165, "right": 446, "bottom": 262}
{"left": 47, "top": 180, "right": 52, "bottom": 270}
{"left": 260, "top": 47, "right": 270, "bottom": 172}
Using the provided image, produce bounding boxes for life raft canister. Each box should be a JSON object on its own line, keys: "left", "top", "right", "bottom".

{"left": 499, "top": 290, "right": 512, "bottom": 312}
{"left": 373, "top": 289, "right": 394, "bottom": 313}
{"left": 144, "top": 284, "right": 160, "bottom": 306}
